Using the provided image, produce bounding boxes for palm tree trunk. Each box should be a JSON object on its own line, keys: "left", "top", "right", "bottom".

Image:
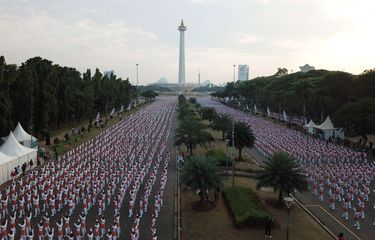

{"left": 222, "top": 131, "right": 225, "bottom": 140}
{"left": 189, "top": 143, "right": 193, "bottom": 156}
{"left": 238, "top": 148, "right": 242, "bottom": 160}
{"left": 278, "top": 190, "right": 283, "bottom": 204}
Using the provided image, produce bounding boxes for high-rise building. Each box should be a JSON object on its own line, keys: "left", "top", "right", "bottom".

{"left": 178, "top": 19, "right": 187, "bottom": 86}
{"left": 238, "top": 65, "right": 249, "bottom": 81}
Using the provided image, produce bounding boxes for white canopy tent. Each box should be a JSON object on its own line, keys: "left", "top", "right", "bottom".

{"left": 0, "top": 151, "right": 18, "bottom": 185}
{"left": 12, "top": 122, "right": 38, "bottom": 148}
{"left": 315, "top": 116, "right": 335, "bottom": 140}
{"left": 110, "top": 108, "right": 115, "bottom": 116}
{"left": 0, "top": 132, "right": 37, "bottom": 167}
{"left": 304, "top": 120, "right": 317, "bottom": 134}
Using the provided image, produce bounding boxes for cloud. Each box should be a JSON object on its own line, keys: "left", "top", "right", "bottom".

{"left": 237, "top": 34, "right": 260, "bottom": 44}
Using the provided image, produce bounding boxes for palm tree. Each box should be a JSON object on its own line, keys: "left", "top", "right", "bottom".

{"left": 174, "top": 115, "right": 213, "bottom": 156}
{"left": 250, "top": 151, "right": 308, "bottom": 204}
{"left": 212, "top": 114, "right": 231, "bottom": 140}
{"left": 199, "top": 107, "right": 217, "bottom": 123}
{"left": 181, "top": 156, "right": 222, "bottom": 203}
{"left": 226, "top": 122, "right": 255, "bottom": 160}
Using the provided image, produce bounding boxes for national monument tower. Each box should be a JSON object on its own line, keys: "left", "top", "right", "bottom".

{"left": 178, "top": 19, "right": 186, "bottom": 86}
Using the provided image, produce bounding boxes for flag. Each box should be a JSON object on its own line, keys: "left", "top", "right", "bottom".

{"left": 110, "top": 108, "right": 115, "bottom": 116}
{"left": 95, "top": 112, "right": 100, "bottom": 122}
{"left": 267, "top": 107, "right": 271, "bottom": 116}
{"left": 283, "top": 110, "right": 288, "bottom": 122}
{"left": 254, "top": 104, "right": 258, "bottom": 114}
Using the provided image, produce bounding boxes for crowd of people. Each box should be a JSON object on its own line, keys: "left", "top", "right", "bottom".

{"left": 198, "top": 97, "right": 373, "bottom": 231}
{"left": 0, "top": 97, "right": 176, "bottom": 239}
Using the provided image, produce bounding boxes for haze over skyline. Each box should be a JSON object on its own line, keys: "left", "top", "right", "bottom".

{"left": 1, "top": 0, "right": 374, "bottom": 85}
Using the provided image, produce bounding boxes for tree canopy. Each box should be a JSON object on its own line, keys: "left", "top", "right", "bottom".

{"left": 250, "top": 151, "right": 308, "bottom": 203}
{"left": 181, "top": 156, "right": 222, "bottom": 202}
{"left": 212, "top": 68, "right": 375, "bottom": 137}
{"left": 0, "top": 56, "right": 137, "bottom": 137}
{"left": 226, "top": 121, "right": 255, "bottom": 160}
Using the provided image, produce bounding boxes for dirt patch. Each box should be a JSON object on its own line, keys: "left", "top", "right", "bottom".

{"left": 191, "top": 200, "right": 217, "bottom": 211}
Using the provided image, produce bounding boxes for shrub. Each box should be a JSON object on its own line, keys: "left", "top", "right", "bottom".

{"left": 64, "top": 133, "right": 70, "bottom": 141}
{"left": 207, "top": 149, "right": 231, "bottom": 166}
{"left": 53, "top": 137, "right": 60, "bottom": 144}
{"left": 223, "top": 187, "right": 269, "bottom": 227}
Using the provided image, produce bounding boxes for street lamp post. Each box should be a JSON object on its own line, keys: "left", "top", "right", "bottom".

{"left": 284, "top": 196, "right": 294, "bottom": 240}
{"left": 136, "top": 63, "right": 139, "bottom": 87}
{"left": 233, "top": 64, "right": 236, "bottom": 82}
{"left": 231, "top": 119, "right": 235, "bottom": 187}
{"left": 225, "top": 139, "right": 229, "bottom": 178}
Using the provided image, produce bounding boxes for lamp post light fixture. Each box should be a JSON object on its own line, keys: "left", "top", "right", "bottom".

{"left": 284, "top": 196, "right": 294, "bottom": 240}
{"left": 225, "top": 139, "right": 230, "bottom": 178}
{"left": 136, "top": 63, "right": 139, "bottom": 87}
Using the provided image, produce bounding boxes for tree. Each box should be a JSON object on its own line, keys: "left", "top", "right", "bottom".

{"left": 199, "top": 107, "right": 217, "bottom": 123}
{"left": 188, "top": 97, "right": 197, "bottom": 105}
{"left": 212, "top": 114, "right": 231, "bottom": 140}
{"left": 174, "top": 115, "right": 213, "bottom": 156}
{"left": 226, "top": 122, "right": 255, "bottom": 160}
{"left": 141, "top": 90, "right": 158, "bottom": 101}
{"left": 334, "top": 98, "right": 375, "bottom": 144}
{"left": 181, "top": 156, "right": 222, "bottom": 203}
{"left": 274, "top": 67, "right": 288, "bottom": 76}
{"left": 250, "top": 151, "right": 308, "bottom": 204}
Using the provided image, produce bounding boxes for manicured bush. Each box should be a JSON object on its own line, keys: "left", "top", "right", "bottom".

{"left": 53, "top": 137, "right": 60, "bottom": 144}
{"left": 64, "top": 133, "right": 70, "bottom": 140}
{"left": 223, "top": 187, "right": 269, "bottom": 227}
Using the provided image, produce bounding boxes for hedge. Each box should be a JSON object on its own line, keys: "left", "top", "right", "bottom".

{"left": 223, "top": 186, "right": 269, "bottom": 227}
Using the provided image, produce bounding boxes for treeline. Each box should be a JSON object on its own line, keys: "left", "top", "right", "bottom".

{"left": 212, "top": 69, "right": 375, "bottom": 138}
{"left": 0, "top": 56, "right": 137, "bottom": 137}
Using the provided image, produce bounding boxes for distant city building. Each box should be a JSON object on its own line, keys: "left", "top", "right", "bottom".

{"left": 299, "top": 64, "right": 315, "bottom": 73}
{"left": 104, "top": 70, "right": 114, "bottom": 78}
{"left": 238, "top": 65, "right": 249, "bottom": 81}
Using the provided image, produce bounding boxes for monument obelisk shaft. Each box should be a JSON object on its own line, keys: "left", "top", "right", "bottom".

{"left": 178, "top": 19, "right": 186, "bottom": 86}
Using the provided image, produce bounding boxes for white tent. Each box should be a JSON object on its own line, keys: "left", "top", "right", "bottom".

{"left": 0, "top": 132, "right": 37, "bottom": 166}
{"left": 316, "top": 116, "right": 335, "bottom": 140}
{"left": 0, "top": 151, "right": 18, "bottom": 184}
{"left": 304, "top": 120, "right": 317, "bottom": 134}
{"left": 95, "top": 112, "right": 100, "bottom": 122}
{"left": 12, "top": 122, "right": 38, "bottom": 148}
{"left": 110, "top": 108, "right": 115, "bottom": 116}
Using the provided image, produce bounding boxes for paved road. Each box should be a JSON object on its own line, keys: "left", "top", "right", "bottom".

{"left": 247, "top": 147, "right": 374, "bottom": 240}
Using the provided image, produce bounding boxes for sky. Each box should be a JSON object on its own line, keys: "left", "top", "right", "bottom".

{"left": 1, "top": 0, "right": 375, "bottom": 85}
